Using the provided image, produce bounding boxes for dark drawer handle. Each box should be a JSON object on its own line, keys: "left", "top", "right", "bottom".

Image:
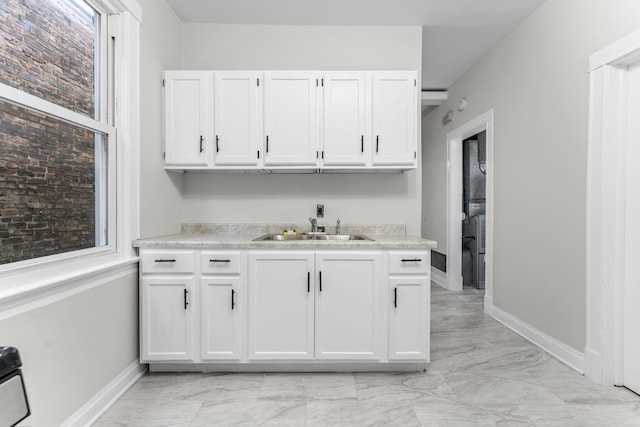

{"left": 210, "top": 259, "right": 231, "bottom": 263}
{"left": 394, "top": 287, "right": 398, "bottom": 308}
{"left": 401, "top": 258, "right": 422, "bottom": 262}
{"left": 231, "top": 289, "right": 236, "bottom": 310}
{"left": 154, "top": 259, "right": 176, "bottom": 263}
{"left": 184, "top": 289, "right": 189, "bottom": 309}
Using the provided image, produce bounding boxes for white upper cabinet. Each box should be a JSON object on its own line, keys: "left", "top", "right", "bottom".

{"left": 263, "top": 72, "right": 319, "bottom": 167}
{"left": 163, "top": 70, "right": 418, "bottom": 171}
{"left": 213, "top": 72, "right": 261, "bottom": 166}
{"left": 164, "top": 71, "right": 211, "bottom": 167}
{"left": 321, "top": 73, "right": 367, "bottom": 167}
{"left": 371, "top": 71, "right": 418, "bottom": 167}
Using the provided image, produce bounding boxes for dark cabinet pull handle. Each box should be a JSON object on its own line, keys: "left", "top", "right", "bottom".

{"left": 200, "top": 135, "right": 204, "bottom": 153}
{"left": 307, "top": 272, "right": 310, "bottom": 293}
{"left": 154, "top": 259, "right": 176, "bottom": 263}
{"left": 376, "top": 135, "right": 379, "bottom": 153}
{"left": 266, "top": 135, "right": 269, "bottom": 153}
{"left": 184, "top": 289, "right": 189, "bottom": 309}
{"left": 401, "top": 258, "right": 422, "bottom": 262}
{"left": 319, "top": 271, "right": 322, "bottom": 292}
{"left": 361, "top": 135, "right": 364, "bottom": 153}
{"left": 216, "top": 135, "right": 220, "bottom": 153}
{"left": 231, "top": 289, "right": 236, "bottom": 310}
{"left": 210, "top": 259, "right": 231, "bottom": 263}
{"left": 394, "top": 287, "right": 398, "bottom": 308}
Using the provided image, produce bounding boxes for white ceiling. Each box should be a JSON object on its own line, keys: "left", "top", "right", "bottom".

{"left": 165, "top": 0, "right": 545, "bottom": 90}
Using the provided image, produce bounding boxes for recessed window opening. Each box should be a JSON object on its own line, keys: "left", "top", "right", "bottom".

{"left": 0, "top": 0, "right": 114, "bottom": 266}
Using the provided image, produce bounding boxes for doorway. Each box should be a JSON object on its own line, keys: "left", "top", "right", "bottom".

{"left": 446, "top": 110, "right": 493, "bottom": 313}
{"left": 585, "top": 28, "right": 640, "bottom": 393}
{"left": 462, "top": 132, "right": 487, "bottom": 290}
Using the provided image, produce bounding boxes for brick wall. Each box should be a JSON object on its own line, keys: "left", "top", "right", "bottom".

{"left": 0, "top": 0, "right": 97, "bottom": 264}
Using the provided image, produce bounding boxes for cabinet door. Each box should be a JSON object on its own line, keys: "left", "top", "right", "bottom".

{"left": 213, "top": 72, "right": 261, "bottom": 166}
{"left": 164, "top": 71, "right": 211, "bottom": 166}
{"left": 388, "top": 277, "right": 430, "bottom": 361}
{"left": 371, "top": 72, "right": 417, "bottom": 167}
{"left": 248, "top": 252, "right": 315, "bottom": 360}
{"left": 263, "top": 72, "right": 319, "bottom": 166}
{"left": 140, "top": 277, "right": 194, "bottom": 361}
{"left": 321, "top": 73, "right": 367, "bottom": 166}
{"left": 315, "top": 252, "right": 384, "bottom": 360}
{"left": 200, "top": 276, "right": 243, "bottom": 360}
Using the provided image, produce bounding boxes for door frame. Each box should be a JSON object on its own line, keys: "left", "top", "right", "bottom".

{"left": 445, "top": 110, "right": 494, "bottom": 313}
{"left": 585, "top": 28, "right": 640, "bottom": 385}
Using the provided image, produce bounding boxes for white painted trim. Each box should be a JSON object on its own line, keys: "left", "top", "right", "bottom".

{"left": 421, "top": 91, "right": 447, "bottom": 106}
{"left": 445, "top": 110, "right": 494, "bottom": 305}
{"left": 0, "top": 83, "right": 115, "bottom": 135}
{"left": 590, "top": 27, "right": 640, "bottom": 70}
{"left": 0, "top": 259, "right": 138, "bottom": 321}
{"left": 586, "top": 31, "right": 640, "bottom": 386}
{"left": 61, "top": 361, "right": 147, "bottom": 427}
{"left": 430, "top": 267, "right": 447, "bottom": 288}
{"left": 491, "top": 305, "right": 585, "bottom": 375}
{"left": 446, "top": 136, "right": 463, "bottom": 291}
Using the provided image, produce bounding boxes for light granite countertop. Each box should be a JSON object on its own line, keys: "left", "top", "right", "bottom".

{"left": 133, "top": 223, "right": 437, "bottom": 250}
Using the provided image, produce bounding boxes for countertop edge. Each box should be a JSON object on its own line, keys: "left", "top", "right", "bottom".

{"left": 133, "top": 234, "right": 438, "bottom": 250}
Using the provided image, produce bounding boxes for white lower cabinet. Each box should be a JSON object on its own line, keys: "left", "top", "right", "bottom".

{"left": 388, "top": 251, "right": 431, "bottom": 361}
{"left": 388, "top": 277, "right": 430, "bottom": 360}
{"left": 200, "top": 251, "right": 245, "bottom": 361}
{"left": 200, "top": 276, "right": 243, "bottom": 360}
{"left": 248, "top": 252, "right": 315, "bottom": 360}
{"left": 140, "top": 277, "right": 195, "bottom": 361}
{"left": 315, "top": 252, "right": 383, "bottom": 360}
{"left": 140, "top": 247, "right": 430, "bottom": 367}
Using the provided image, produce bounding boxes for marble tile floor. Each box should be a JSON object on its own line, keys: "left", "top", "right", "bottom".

{"left": 94, "top": 284, "right": 640, "bottom": 426}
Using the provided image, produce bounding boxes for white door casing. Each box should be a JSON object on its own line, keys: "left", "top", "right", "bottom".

{"left": 445, "top": 111, "right": 494, "bottom": 314}
{"left": 585, "top": 28, "right": 640, "bottom": 388}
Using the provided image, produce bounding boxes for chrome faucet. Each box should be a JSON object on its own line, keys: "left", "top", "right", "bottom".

{"left": 336, "top": 218, "right": 341, "bottom": 235}
{"left": 309, "top": 217, "right": 318, "bottom": 233}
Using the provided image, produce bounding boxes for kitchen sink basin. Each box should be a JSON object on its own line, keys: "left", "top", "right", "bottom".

{"left": 253, "top": 233, "right": 373, "bottom": 242}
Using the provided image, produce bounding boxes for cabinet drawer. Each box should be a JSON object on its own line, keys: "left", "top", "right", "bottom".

{"left": 388, "top": 251, "right": 429, "bottom": 275}
{"left": 201, "top": 251, "right": 243, "bottom": 274}
{"left": 140, "top": 250, "right": 195, "bottom": 274}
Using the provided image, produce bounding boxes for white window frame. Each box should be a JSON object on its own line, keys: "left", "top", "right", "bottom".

{"left": 0, "top": 0, "right": 140, "bottom": 319}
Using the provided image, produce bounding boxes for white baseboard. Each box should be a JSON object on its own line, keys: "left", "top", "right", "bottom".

{"left": 61, "top": 361, "right": 147, "bottom": 427}
{"left": 491, "top": 305, "right": 585, "bottom": 375}
{"left": 430, "top": 267, "right": 447, "bottom": 288}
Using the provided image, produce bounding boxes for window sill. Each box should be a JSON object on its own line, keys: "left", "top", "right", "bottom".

{"left": 0, "top": 255, "right": 139, "bottom": 321}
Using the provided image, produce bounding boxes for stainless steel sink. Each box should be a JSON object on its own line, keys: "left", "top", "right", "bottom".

{"left": 253, "top": 233, "right": 373, "bottom": 242}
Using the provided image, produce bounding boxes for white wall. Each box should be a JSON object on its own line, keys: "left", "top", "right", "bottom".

{"left": 139, "top": 0, "right": 185, "bottom": 238}
{"left": 177, "top": 24, "right": 424, "bottom": 235}
{"left": 422, "top": 0, "right": 640, "bottom": 351}
{"left": 3, "top": 273, "right": 138, "bottom": 427}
